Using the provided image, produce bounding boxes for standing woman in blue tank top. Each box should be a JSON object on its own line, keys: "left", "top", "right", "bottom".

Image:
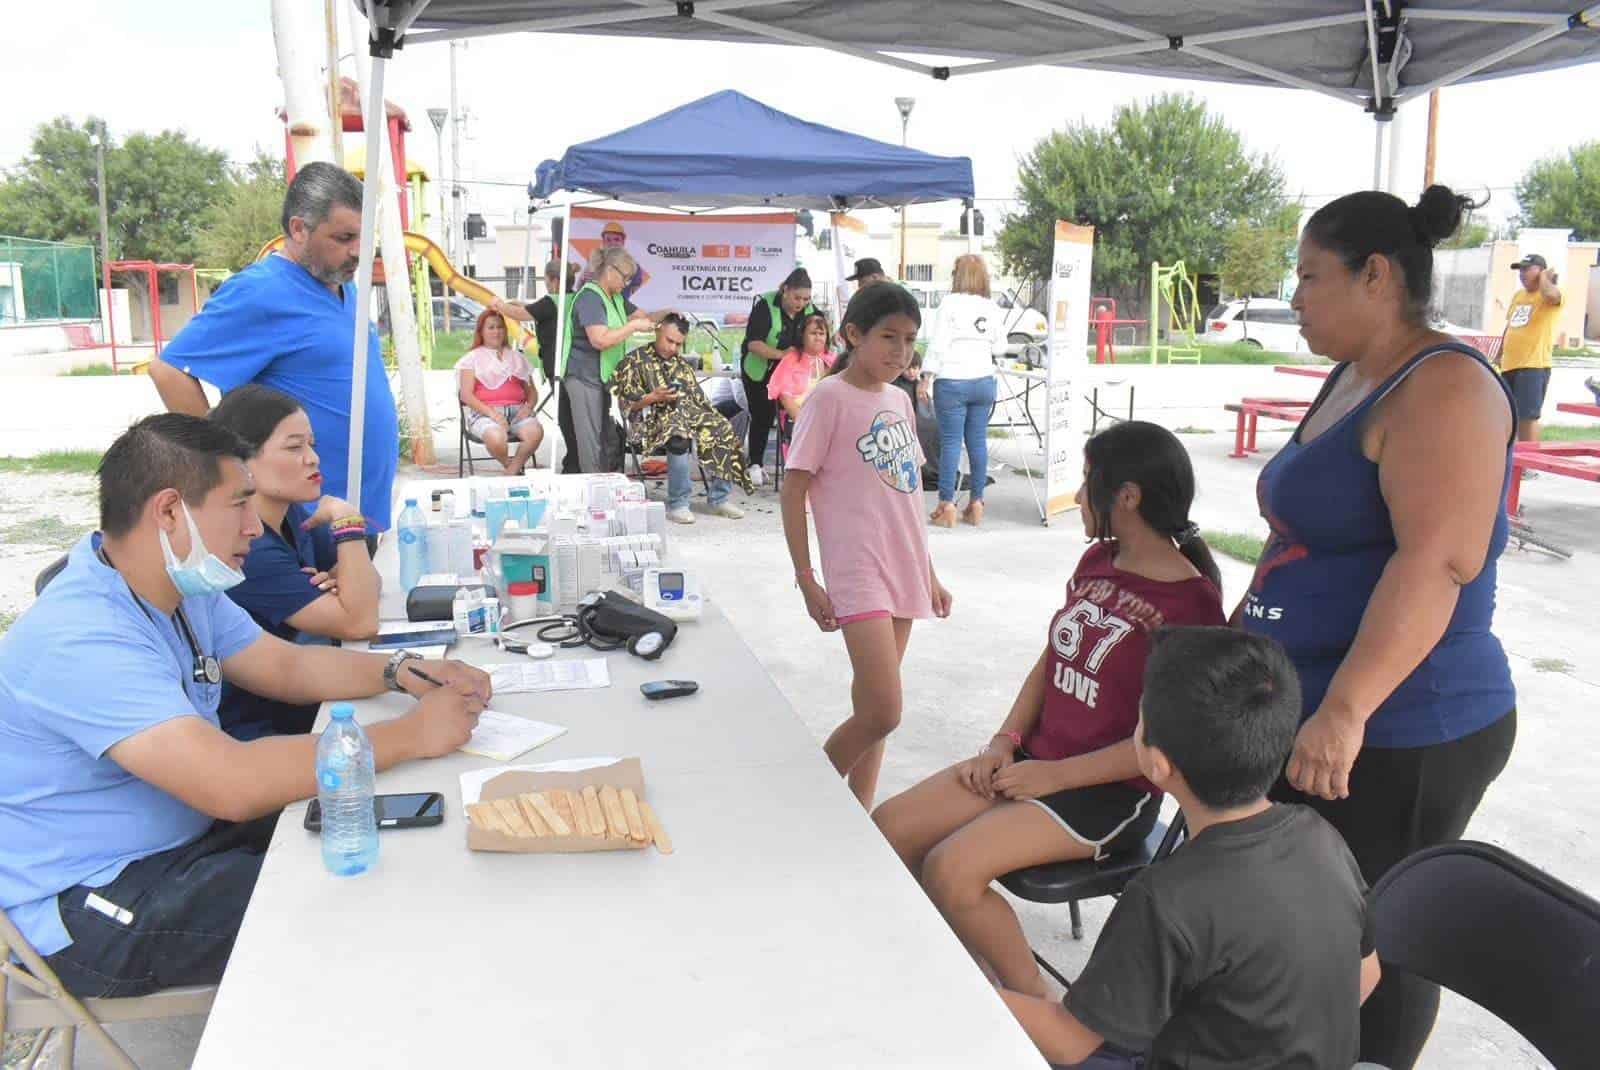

{"left": 1240, "top": 185, "right": 1517, "bottom": 1070}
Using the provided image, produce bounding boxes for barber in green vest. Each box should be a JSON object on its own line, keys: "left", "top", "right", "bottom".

{"left": 739, "top": 267, "right": 815, "bottom": 485}
{"left": 562, "top": 246, "right": 669, "bottom": 473}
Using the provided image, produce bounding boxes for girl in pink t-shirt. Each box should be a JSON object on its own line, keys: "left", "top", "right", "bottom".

{"left": 767, "top": 312, "right": 837, "bottom": 421}
{"left": 781, "top": 285, "right": 954, "bottom": 807}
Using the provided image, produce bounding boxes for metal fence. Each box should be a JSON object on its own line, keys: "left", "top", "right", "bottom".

{"left": 0, "top": 235, "right": 100, "bottom": 324}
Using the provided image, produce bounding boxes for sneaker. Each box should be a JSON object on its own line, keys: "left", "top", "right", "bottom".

{"left": 1586, "top": 376, "right": 1600, "bottom": 405}
{"left": 1521, "top": 470, "right": 1540, "bottom": 481}
{"left": 711, "top": 501, "right": 745, "bottom": 520}
{"left": 749, "top": 465, "right": 766, "bottom": 487}
{"left": 667, "top": 507, "right": 696, "bottom": 525}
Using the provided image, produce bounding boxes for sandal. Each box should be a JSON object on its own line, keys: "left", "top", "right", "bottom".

{"left": 961, "top": 501, "right": 985, "bottom": 527}
{"left": 929, "top": 502, "right": 958, "bottom": 528}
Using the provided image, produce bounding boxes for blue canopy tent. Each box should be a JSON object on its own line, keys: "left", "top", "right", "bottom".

{"left": 527, "top": 89, "right": 975, "bottom": 471}
{"left": 531, "top": 89, "right": 975, "bottom": 210}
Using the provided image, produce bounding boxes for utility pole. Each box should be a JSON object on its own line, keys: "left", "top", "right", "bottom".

{"left": 325, "top": 0, "right": 344, "bottom": 167}
{"left": 895, "top": 96, "right": 915, "bottom": 282}
{"left": 1423, "top": 89, "right": 1441, "bottom": 189}
{"left": 427, "top": 107, "right": 449, "bottom": 332}
{"left": 449, "top": 41, "right": 463, "bottom": 268}
{"left": 93, "top": 120, "right": 113, "bottom": 349}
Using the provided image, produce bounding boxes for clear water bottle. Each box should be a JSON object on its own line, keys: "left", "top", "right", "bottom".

{"left": 316, "top": 702, "right": 379, "bottom": 877}
{"left": 397, "top": 498, "right": 427, "bottom": 593}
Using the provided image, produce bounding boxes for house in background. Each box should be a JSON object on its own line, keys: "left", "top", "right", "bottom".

{"left": 1436, "top": 229, "right": 1599, "bottom": 345}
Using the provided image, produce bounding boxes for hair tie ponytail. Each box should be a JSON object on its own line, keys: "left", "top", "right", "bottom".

{"left": 1175, "top": 522, "right": 1201, "bottom": 546}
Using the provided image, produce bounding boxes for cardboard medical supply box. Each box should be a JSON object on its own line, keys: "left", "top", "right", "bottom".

{"left": 468, "top": 757, "right": 651, "bottom": 854}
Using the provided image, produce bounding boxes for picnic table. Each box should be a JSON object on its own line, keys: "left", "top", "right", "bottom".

{"left": 1556, "top": 401, "right": 1600, "bottom": 420}
{"left": 1507, "top": 440, "right": 1600, "bottom": 514}
{"left": 1224, "top": 397, "right": 1311, "bottom": 458}
{"left": 1273, "top": 364, "right": 1332, "bottom": 381}
{"left": 191, "top": 477, "right": 1047, "bottom": 1070}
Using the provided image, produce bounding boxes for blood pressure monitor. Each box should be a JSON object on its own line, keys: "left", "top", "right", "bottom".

{"left": 643, "top": 568, "right": 703, "bottom": 622}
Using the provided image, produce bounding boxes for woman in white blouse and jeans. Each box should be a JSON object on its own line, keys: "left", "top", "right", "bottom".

{"left": 921, "top": 254, "right": 1006, "bottom": 527}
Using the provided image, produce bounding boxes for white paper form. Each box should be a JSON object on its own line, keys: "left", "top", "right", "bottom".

{"left": 458, "top": 756, "right": 622, "bottom": 805}
{"left": 458, "top": 710, "right": 568, "bottom": 762}
{"left": 485, "top": 659, "right": 610, "bottom": 694}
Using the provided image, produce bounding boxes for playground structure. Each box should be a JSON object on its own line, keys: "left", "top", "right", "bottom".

{"left": 99, "top": 261, "right": 201, "bottom": 373}
{"left": 1088, "top": 297, "right": 1144, "bottom": 364}
{"left": 1148, "top": 261, "right": 1202, "bottom": 365}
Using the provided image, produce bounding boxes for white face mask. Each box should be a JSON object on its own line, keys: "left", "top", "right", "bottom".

{"left": 159, "top": 500, "right": 246, "bottom": 598}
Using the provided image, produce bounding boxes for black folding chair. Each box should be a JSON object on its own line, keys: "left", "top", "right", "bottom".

{"left": 999, "top": 814, "right": 1187, "bottom": 991}
{"left": 1366, "top": 841, "right": 1600, "bottom": 1070}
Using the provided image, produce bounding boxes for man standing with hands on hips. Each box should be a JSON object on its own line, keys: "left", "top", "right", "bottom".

{"left": 1497, "top": 252, "right": 1562, "bottom": 452}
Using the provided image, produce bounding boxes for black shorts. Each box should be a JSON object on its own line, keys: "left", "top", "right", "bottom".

{"left": 1503, "top": 368, "right": 1551, "bottom": 421}
{"left": 1017, "top": 747, "right": 1159, "bottom": 861}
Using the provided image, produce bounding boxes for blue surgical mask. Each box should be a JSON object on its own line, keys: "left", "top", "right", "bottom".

{"left": 159, "top": 501, "right": 246, "bottom": 598}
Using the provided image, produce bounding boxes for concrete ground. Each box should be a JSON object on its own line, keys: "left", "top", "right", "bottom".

{"left": 7, "top": 374, "right": 1597, "bottom": 1069}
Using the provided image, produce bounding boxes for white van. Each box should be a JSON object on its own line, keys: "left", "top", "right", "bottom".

{"left": 1200, "top": 298, "right": 1308, "bottom": 353}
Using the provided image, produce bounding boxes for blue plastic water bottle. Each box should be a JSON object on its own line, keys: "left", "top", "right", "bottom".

{"left": 397, "top": 498, "right": 427, "bottom": 593}
{"left": 316, "top": 702, "right": 379, "bottom": 877}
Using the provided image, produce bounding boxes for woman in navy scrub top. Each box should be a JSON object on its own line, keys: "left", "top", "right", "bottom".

{"left": 208, "top": 385, "right": 382, "bottom": 738}
{"left": 1240, "top": 185, "right": 1516, "bottom": 1070}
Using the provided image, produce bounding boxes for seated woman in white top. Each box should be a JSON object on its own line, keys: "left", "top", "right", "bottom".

{"left": 456, "top": 308, "right": 544, "bottom": 474}
{"left": 920, "top": 254, "right": 1006, "bottom": 528}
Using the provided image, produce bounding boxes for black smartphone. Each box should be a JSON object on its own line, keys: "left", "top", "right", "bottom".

{"left": 304, "top": 792, "right": 445, "bottom": 832}
{"left": 640, "top": 680, "right": 699, "bottom": 701}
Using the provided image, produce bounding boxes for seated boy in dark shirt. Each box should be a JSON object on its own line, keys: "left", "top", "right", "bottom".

{"left": 1002, "top": 627, "right": 1380, "bottom": 1070}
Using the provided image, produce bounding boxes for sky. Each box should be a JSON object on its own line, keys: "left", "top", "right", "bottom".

{"left": 4, "top": 2, "right": 1598, "bottom": 237}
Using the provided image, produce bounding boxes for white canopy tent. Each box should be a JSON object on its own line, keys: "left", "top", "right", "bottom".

{"left": 341, "top": 0, "right": 1600, "bottom": 500}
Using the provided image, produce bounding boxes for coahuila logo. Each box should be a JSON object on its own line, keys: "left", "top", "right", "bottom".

{"left": 647, "top": 242, "right": 697, "bottom": 259}
{"left": 855, "top": 411, "right": 920, "bottom": 494}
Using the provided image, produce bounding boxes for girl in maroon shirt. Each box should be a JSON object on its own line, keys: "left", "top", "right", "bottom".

{"left": 874, "top": 422, "right": 1225, "bottom": 998}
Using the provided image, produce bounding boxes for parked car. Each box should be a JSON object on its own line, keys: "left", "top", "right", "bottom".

{"left": 433, "top": 295, "right": 485, "bottom": 333}
{"left": 1200, "top": 298, "right": 1308, "bottom": 353}
{"left": 994, "top": 287, "right": 1049, "bottom": 345}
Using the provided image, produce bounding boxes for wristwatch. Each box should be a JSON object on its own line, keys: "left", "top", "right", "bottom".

{"left": 383, "top": 650, "right": 422, "bottom": 693}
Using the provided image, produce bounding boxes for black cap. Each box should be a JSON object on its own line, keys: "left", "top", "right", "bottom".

{"left": 1511, "top": 253, "right": 1548, "bottom": 271}
{"left": 845, "top": 257, "right": 886, "bottom": 281}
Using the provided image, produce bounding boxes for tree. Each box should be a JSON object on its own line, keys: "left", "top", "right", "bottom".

{"left": 997, "top": 94, "right": 1289, "bottom": 306}
{"left": 1439, "top": 213, "right": 1493, "bottom": 250}
{"left": 1515, "top": 141, "right": 1600, "bottom": 241}
{"left": 0, "top": 116, "right": 230, "bottom": 262}
{"left": 196, "top": 151, "right": 287, "bottom": 271}
{"left": 1219, "top": 210, "right": 1298, "bottom": 340}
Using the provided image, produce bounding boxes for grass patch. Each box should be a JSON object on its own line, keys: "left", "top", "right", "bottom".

{"left": 1532, "top": 657, "right": 1573, "bottom": 674}
{"left": 1112, "top": 342, "right": 1322, "bottom": 367}
{"left": 430, "top": 329, "right": 476, "bottom": 370}
{"left": 1201, "top": 529, "right": 1265, "bottom": 565}
{"left": 0, "top": 609, "right": 15, "bottom": 636}
{"left": 1553, "top": 345, "right": 1594, "bottom": 358}
{"left": 0, "top": 450, "right": 103, "bottom": 475}
{"left": 63, "top": 363, "right": 116, "bottom": 376}
{"left": 1174, "top": 426, "right": 1213, "bottom": 435}
{"left": 1541, "top": 425, "right": 1597, "bottom": 442}
{"left": 988, "top": 428, "right": 1013, "bottom": 440}
{"left": 0, "top": 515, "right": 88, "bottom": 550}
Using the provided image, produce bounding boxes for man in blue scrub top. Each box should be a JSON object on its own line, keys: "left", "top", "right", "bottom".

{"left": 148, "top": 162, "right": 400, "bottom": 530}
{"left": 0, "top": 415, "right": 490, "bottom": 997}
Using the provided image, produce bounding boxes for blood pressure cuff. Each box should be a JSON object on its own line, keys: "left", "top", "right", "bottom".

{"left": 577, "top": 591, "right": 678, "bottom": 657}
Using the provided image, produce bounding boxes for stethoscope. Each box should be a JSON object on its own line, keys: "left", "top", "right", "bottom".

{"left": 98, "top": 545, "right": 222, "bottom": 686}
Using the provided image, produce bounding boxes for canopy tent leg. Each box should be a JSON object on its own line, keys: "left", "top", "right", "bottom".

{"left": 1372, "top": 119, "right": 1386, "bottom": 191}
{"left": 1387, "top": 100, "right": 1409, "bottom": 196}
{"left": 345, "top": 24, "right": 387, "bottom": 508}
{"left": 550, "top": 200, "right": 572, "bottom": 475}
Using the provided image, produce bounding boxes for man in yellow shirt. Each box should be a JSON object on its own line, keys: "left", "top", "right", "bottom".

{"left": 1498, "top": 253, "right": 1562, "bottom": 446}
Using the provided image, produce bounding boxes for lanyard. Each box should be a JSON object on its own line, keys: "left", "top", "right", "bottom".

{"left": 98, "top": 544, "right": 221, "bottom": 686}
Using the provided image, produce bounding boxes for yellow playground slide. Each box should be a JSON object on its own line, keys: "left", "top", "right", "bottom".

{"left": 254, "top": 231, "right": 530, "bottom": 346}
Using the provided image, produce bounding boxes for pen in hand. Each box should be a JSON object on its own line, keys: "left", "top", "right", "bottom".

{"left": 405, "top": 664, "right": 446, "bottom": 688}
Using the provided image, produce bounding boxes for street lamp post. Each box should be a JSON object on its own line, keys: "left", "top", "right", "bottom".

{"left": 902, "top": 96, "right": 915, "bottom": 283}
{"left": 426, "top": 107, "right": 449, "bottom": 331}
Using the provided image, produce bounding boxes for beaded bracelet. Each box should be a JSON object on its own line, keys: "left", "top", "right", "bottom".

{"left": 331, "top": 514, "right": 366, "bottom": 531}
{"left": 331, "top": 526, "right": 368, "bottom": 545}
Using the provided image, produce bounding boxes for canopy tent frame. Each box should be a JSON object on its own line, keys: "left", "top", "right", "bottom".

{"left": 342, "top": 0, "right": 1600, "bottom": 498}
